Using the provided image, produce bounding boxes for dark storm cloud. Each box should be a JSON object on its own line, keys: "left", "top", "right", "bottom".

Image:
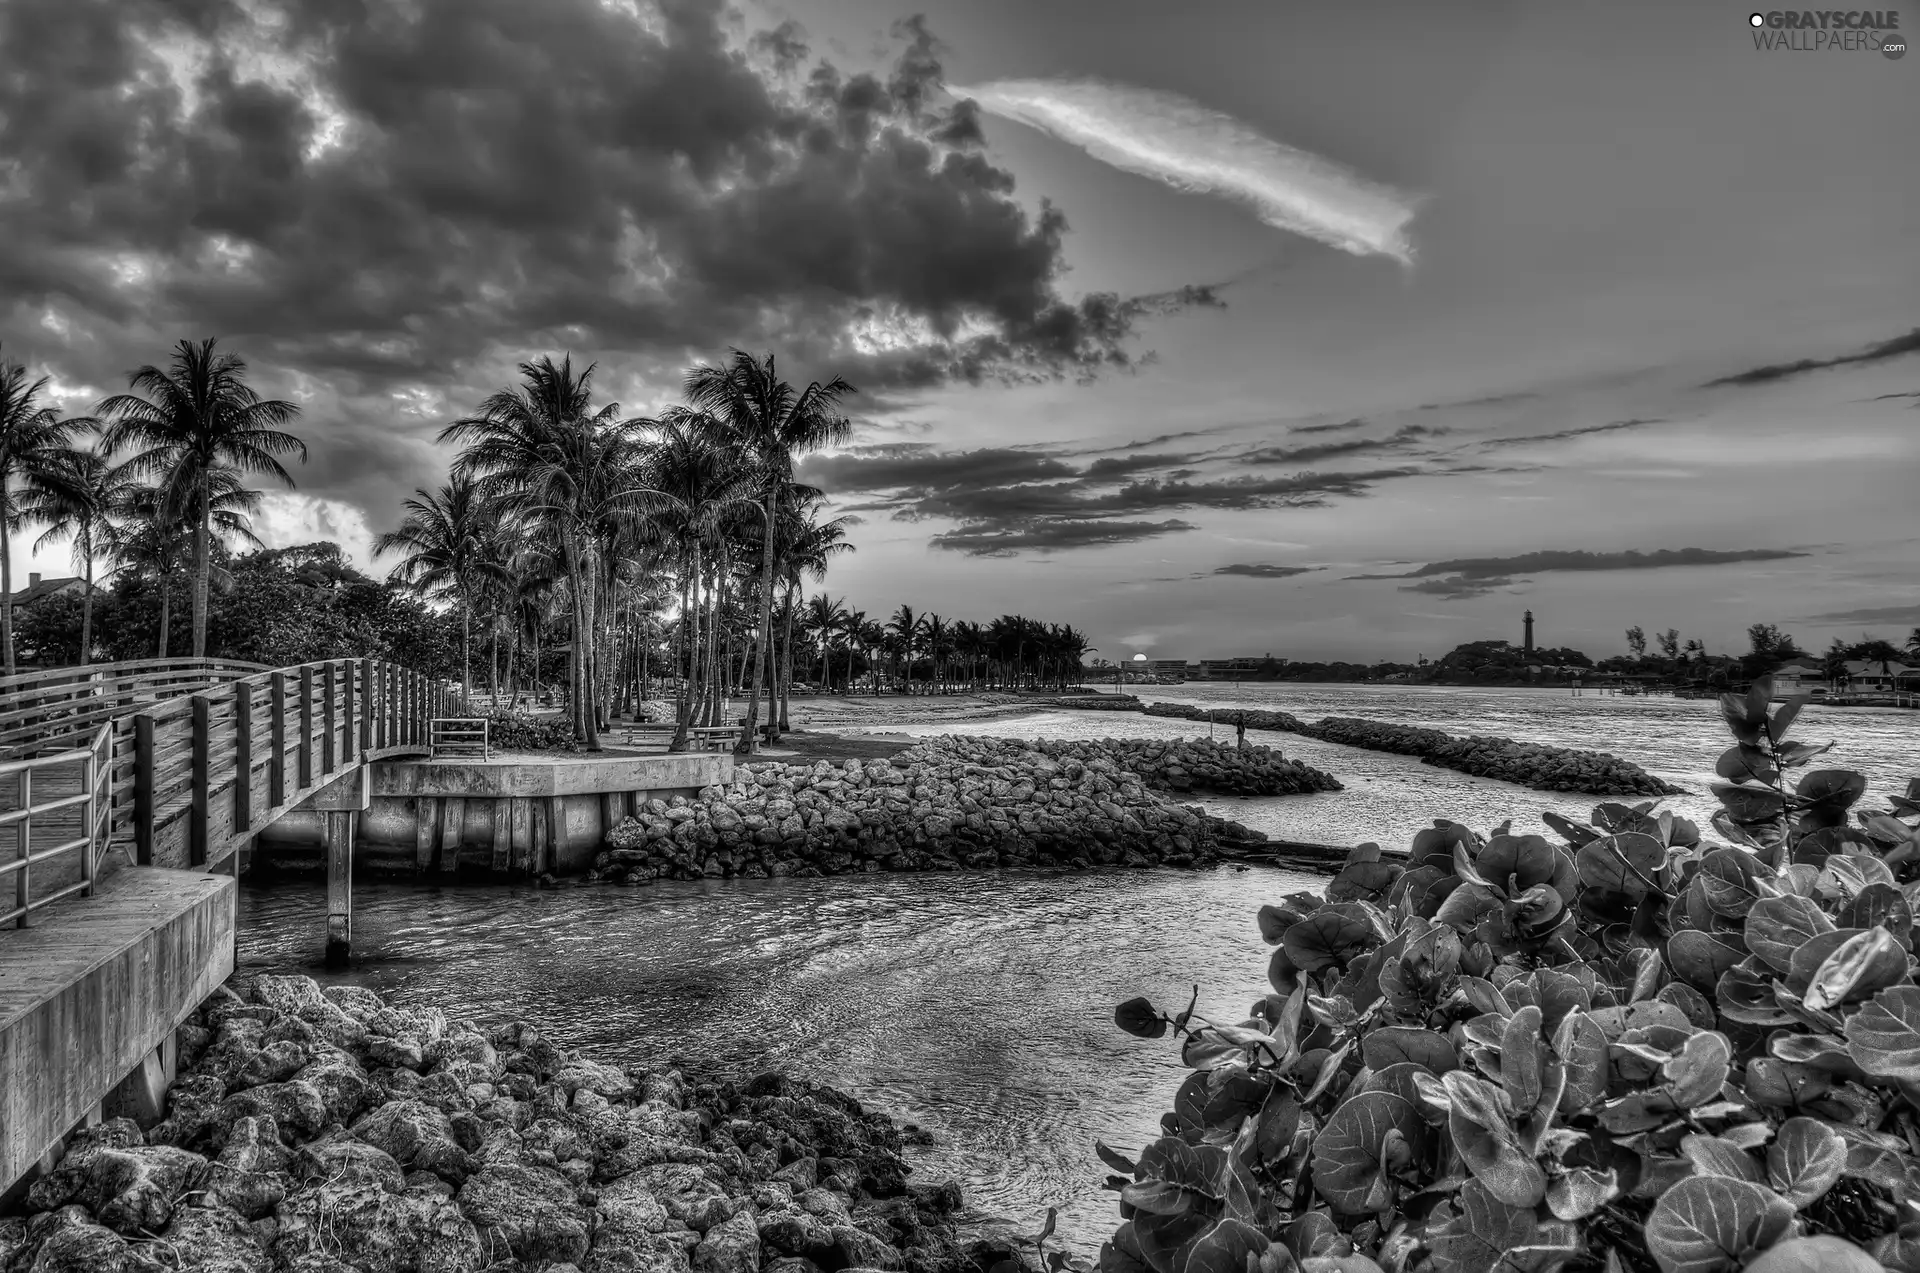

{"left": 1704, "top": 327, "right": 1920, "bottom": 388}
{"left": 1240, "top": 423, "right": 1444, "bottom": 465}
{"left": 1476, "top": 418, "right": 1664, "bottom": 448}
{"left": 928, "top": 518, "right": 1196, "bottom": 556}
{"left": 0, "top": 0, "right": 1214, "bottom": 515}
{"left": 1350, "top": 546, "right": 1806, "bottom": 581}
{"left": 1399, "top": 575, "right": 1518, "bottom": 599}
{"left": 1082, "top": 452, "right": 1199, "bottom": 478}
{"left": 797, "top": 444, "right": 1077, "bottom": 494}
{"left": 1213, "top": 563, "right": 1317, "bottom": 579}
{"left": 904, "top": 467, "right": 1423, "bottom": 523}
{"left": 1803, "top": 603, "right": 1920, "bottom": 625}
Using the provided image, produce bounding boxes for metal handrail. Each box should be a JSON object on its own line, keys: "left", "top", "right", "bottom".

{"left": 2, "top": 723, "right": 113, "bottom": 928}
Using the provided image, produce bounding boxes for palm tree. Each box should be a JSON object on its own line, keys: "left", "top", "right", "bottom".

{"left": 107, "top": 475, "right": 264, "bottom": 657}
{"left": 443, "top": 355, "right": 653, "bottom": 749}
{"left": 374, "top": 478, "right": 510, "bottom": 713}
{"left": 684, "top": 350, "right": 855, "bottom": 753}
{"left": 1907, "top": 628, "right": 1920, "bottom": 660}
{"left": 94, "top": 338, "right": 304, "bottom": 661}
{"left": 888, "top": 604, "right": 920, "bottom": 694}
{"left": 19, "top": 447, "right": 138, "bottom": 665}
{"left": 923, "top": 614, "right": 948, "bottom": 695}
{"left": 839, "top": 608, "right": 868, "bottom": 694}
{"left": 0, "top": 348, "right": 91, "bottom": 673}
{"left": 774, "top": 500, "right": 854, "bottom": 728}
{"left": 859, "top": 618, "right": 886, "bottom": 695}
{"left": 803, "top": 594, "right": 846, "bottom": 693}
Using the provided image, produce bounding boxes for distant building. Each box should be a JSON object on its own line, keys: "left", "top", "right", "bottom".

{"left": 1771, "top": 657, "right": 1826, "bottom": 694}
{"left": 1146, "top": 658, "right": 1189, "bottom": 677}
{"left": 1841, "top": 659, "right": 1914, "bottom": 692}
{"left": 5, "top": 573, "right": 86, "bottom": 608}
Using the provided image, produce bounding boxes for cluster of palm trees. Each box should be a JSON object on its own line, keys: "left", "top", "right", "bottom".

{"left": 377, "top": 350, "right": 859, "bottom": 754}
{"left": 0, "top": 339, "right": 304, "bottom": 675}
{"left": 797, "top": 602, "right": 1093, "bottom": 697}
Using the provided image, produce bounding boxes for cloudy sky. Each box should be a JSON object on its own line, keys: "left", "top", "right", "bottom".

{"left": 4, "top": 0, "right": 1916, "bottom": 663}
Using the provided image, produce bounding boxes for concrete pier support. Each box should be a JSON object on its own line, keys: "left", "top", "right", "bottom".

{"left": 324, "top": 811, "right": 354, "bottom": 967}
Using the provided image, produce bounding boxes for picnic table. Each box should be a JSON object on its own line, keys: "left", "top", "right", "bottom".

{"left": 615, "top": 722, "right": 745, "bottom": 752}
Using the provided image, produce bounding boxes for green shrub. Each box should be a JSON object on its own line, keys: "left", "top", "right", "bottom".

{"left": 1104, "top": 674, "right": 1920, "bottom": 1273}
{"left": 482, "top": 710, "right": 580, "bottom": 752}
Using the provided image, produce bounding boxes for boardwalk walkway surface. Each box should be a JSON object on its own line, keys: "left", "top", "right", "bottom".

{"left": 0, "top": 657, "right": 447, "bottom": 1195}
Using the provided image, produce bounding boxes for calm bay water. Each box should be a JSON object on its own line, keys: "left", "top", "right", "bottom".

{"left": 236, "top": 685, "right": 1918, "bottom": 1251}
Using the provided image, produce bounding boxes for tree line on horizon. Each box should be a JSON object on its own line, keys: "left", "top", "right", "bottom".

{"left": 0, "top": 337, "right": 1094, "bottom": 754}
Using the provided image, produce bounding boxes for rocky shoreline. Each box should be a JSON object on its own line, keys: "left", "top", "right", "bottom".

{"left": 1128, "top": 701, "right": 1681, "bottom": 796}
{"left": 0, "top": 975, "right": 1028, "bottom": 1273}
{"left": 589, "top": 737, "right": 1291, "bottom": 886}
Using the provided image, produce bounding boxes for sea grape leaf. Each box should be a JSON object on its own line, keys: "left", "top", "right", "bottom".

{"left": 1178, "top": 1218, "right": 1270, "bottom": 1273}
{"left": 1657, "top": 981, "right": 1719, "bottom": 1031}
{"left": 1308, "top": 1091, "right": 1424, "bottom": 1215}
{"left": 1137, "top": 1137, "right": 1230, "bottom": 1198}
{"left": 1716, "top": 745, "right": 1778, "bottom": 786}
{"left": 1844, "top": 984, "right": 1920, "bottom": 1081}
{"left": 1668, "top": 930, "right": 1748, "bottom": 993}
{"left": 1098, "top": 1141, "right": 1140, "bottom": 1176}
{"left": 1132, "top": 1207, "right": 1212, "bottom": 1273}
{"left": 1679, "top": 1134, "right": 1763, "bottom": 1182}
{"left": 1102, "top": 1222, "right": 1153, "bottom": 1273}
{"left": 1785, "top": 928, "right": 1869, "bottom": 996}
{"left": 1644, "top": 1175, "right": 1796, "bottom": 1273}
{"left": 1117, "top": 997, "right": 1168, "bottom": 1038}
{"left": 1715, "top": 966, "right": 1795, "bottom": 1027}
{"left": 1552, "top": 1011, "right": 1609, "bottom": 1114}
{"left": 1479, "top": 835, "right": 1572, "bottom": 896}
{"left": 1745, "top": 895, "right": 1836, "bottom": 974}
{"left": 1283, "top": 910, "right": 1377, "bottom": 974}
{"left": 1426, "top": 1178, "right": 1539, "bottom": 1273}
{"left": 1326, "top": 861, "right": 1403, "bottom": 905}
{"left": 1577, "top": 832, "right": 1667, "bottom": 899}
{"left": 1803, "top": 927, "right": 1909, "bottom": 1011}
{"left": 1201, "top": 1071, "right": 1271, "bottom": 1131}
{"left": 1360, "top": 1026, "right": 1458, "bottom": 1074}
{"left": 1714, "top": 783, "right": 1787, "bottom": 824}
{"left": 1546, "top": 1165, "right": 1619, "bottom": 1222}
{"left": 1121, "top": 1180, "right": 1197, "bottom": 1216}
{"left": 1743, "top": 1057, "right": 1831, "bottom": 1109}
{"left": 1252, "top": 1088, "right": 1301, "bottom": 1167}
{"left": 1434, "top": 883, "right": 1503, "bottom": 935}
{"left": 1500, "top": 1006, "right": 1546, "bottom": 1113}
{"left": 1663, "top": 1031, "right": 1734, "bottom": 1107}
{"left": 1696, "top": 848, "right": 1767, "bottom": 917}
{"left": 1765, "top": 1117, "right": 1845, "bottom": 1209}
{"left": 1442, "top": 1071, "right": 1546, "bottom": 1208}
{"left": 1798, "top": 770, "right": 1867, "bottom": 811}
{"left": 1842, "top": 882, "right": 1915, "bottom": 943}
{"left": 1542, "top": 811, "right": 1599, "bottom": 848}
{"left": 1769, "top": 695, "right": 1809, "bottom": 742}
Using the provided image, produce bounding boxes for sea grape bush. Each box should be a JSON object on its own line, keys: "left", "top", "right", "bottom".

{"left": 1103, "top": 675, "right": 1920, "bottom": 1273}
{"left": 481, "top": 709, "right": 581, "bottom": 752}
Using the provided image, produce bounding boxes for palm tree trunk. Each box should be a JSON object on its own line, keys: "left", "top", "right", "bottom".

{"left": 778, "top": 590, "right": 794, "bottom": 733}
{"left": 192, "top": 482, "right": 211, "bottom": 659}
{"left": 0, "top": 504, "right": 14, "bottom": 676}
{"left": 157, "top": 577, "right": 172, "bottom": 658}
{"left": 740, "top": 488, "right": 777, "bottom": 754}
{"left": 460, "top": 589, "right": 472, "bottom": 715}
{"left": 673, "top": 543, "right": 698, "bottom": 751}
{"left": 79, "top": 546, "right": 94, "bottom": 667}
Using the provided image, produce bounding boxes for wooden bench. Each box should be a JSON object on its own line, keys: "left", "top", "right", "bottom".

{"left": 615, "top": 723, "right": 744, "bottom": 752}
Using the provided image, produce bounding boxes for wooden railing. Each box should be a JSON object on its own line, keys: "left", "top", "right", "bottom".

{"left": 0, "top": 724, "right": 113, "bottom": 927}
{"left": 0, "top": 657, "right": 451, "bottom": 893}
{"left": 0, "top": 658, "right": 271, "bottom": 760}
{"left": 429, "top": 718, "right": 490, "bottom": 760}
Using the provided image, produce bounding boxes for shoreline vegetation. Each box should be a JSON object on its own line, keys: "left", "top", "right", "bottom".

{"left": 1098, "top": 676, "right": 1920, "bottom": 1273}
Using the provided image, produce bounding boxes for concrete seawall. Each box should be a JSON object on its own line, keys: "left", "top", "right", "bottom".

{"left": 0, "top": 869, "right": 235, "bottom": 1198}
{"left": 253, "top": 752, "right": 733, "bottom": 877}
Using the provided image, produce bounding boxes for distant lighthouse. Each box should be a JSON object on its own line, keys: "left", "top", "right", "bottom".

{"left": 1523, "top": 609, "right": 1535, "bottom": 655}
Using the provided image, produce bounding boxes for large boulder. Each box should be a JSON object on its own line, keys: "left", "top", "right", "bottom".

{"left": 350, "top": 1099, "right": 475, "bottom": 1184}
{"left": 455, "top": 1161, "right": 591, "bottom": 1265}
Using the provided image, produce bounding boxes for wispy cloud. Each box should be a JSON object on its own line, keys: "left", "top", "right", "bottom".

{"left": 1351, "top": 546, "right": 1808, "bottom": 582}
{"left": 1705, "top": 326, "right": 1920, "bottom": 388}
{"left": 953, "top": 78, "right": 1421, "bottom": 264}
{"left": 1214, "top": 563, "right": 1318, "bottom": 579}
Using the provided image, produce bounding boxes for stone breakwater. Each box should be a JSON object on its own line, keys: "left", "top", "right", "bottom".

{"left": 1019, "top": 737, "right": 1339, "bottom": 798}
{"left": 0, "top": 975, "right": 1020, "bottom": 1273}
{"left": 589, "top": 736, "right": 1288, "bottom": 885}
{"left": 1132, "top": 702, "right": 1681, "bottom": 797}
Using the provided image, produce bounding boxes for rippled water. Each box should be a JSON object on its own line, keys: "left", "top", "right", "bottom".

{"left": 236, "top": 685, "right": 1918, "bottom": 1252}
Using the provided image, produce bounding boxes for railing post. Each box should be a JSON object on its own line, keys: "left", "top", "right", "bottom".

{"left": 269, "top": 673, "right": 287, "bottom": 809}
{"left": 234, "top": 682, "right": 252, "bottom": 834}
{"left": 343, "top": 660, "right": 357, "bottom": 763}
{"left": 82, "top": 743, "right": 97, "bottom": 898}
{"left": 360, "top": 658, "right": 374, "bottom": 754}
{"left": 133, "top": 714, "right": 155, "bottom": 867}
{"left": 299, "top": 665, "right": 314, "bottom": 790}
{"left": 189, "top": 695, "right": 210, "bottom": 867}
{"left": 13, "top": 767, "right": 30, "bottom": 927}
{"left": 323, "top": 662, "right": 337, "bottom": 776}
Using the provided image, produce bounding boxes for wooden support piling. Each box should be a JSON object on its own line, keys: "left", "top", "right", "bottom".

{"left": 325, "top": 810, "right": 354, "bottom": 966}
{"left": 413, "top": 798, "right": 439, "bottom": 871}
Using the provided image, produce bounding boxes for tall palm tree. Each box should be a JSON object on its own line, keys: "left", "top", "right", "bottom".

{"left": 0, "top": 348, "right": 91, "bottom": 673}
{"left": 839, "top": 608, "right": 869, "bottom": 694}
{"left": 373, "top": 478, "right": 510, "bottom": 713}
{"left": 443, "top": 355, "right": 653, "bottom": 749}
{"left": 923, "top": 614, "right": 948, "bottom": 695}
{"left": 20, "top": 447, "right": 138, "bottom": 665}
{"left": 94, "top": 338, "right": 304, "bottom": 660}
{"left": 107, "top": 475, "right": 264, "bottom": 658}
{"left": 684, "top": 350, "right": 854, "bottom": 752}
{"left": 888, "top": 604, "right": 920, "bottom": 694}
{"left": 803, "top": 594, "right": 846, "bottom": 692}
{"left": 859, "top": 618, "right": 886, "bottom": 695}
{"left": 774, "top": 499, "right": 854, "bottom": 728}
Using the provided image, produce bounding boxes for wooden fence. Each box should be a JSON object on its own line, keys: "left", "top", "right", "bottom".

{"left": 0, "top": 658, "right": 450, "bottom": 887}
{"left": 0, "top": 724, "right": 114, "bottom": 927}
